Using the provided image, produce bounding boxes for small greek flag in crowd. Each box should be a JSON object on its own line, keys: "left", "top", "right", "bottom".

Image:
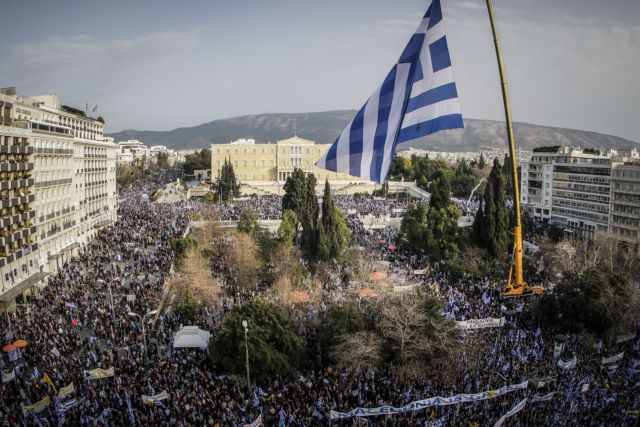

{"left": 97, "top": 407, "right": 113, "bottom": 423}
{"left": 125, "top": 391, "right": 136, "bottom": 426}
{"left": 316, "top": 0, "right": 463, "bottom": 183}
{"left": 8, "top": 349, "right": 20, "bottom": 362}
{"left": 30, "top": 367, "right": 41, "bottom": 382}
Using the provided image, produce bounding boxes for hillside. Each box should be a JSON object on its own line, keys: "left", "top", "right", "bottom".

{"left": 107, "top": 111, "right": 639, "bottom": 152}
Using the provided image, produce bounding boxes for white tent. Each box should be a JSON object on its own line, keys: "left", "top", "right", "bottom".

{"left": 173, "top": 326, "right": 211, "bottom": 349}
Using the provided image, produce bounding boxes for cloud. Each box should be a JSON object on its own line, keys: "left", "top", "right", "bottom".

{"left": 4, "top": 30, "right": 199, "bottom": 87}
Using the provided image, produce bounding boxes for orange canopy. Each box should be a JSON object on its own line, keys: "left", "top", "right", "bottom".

{"left": 2, "top": 344, "right": 17, "bottom": 353}
{"left": 369, "top": 271, "right": 388, "bottom": 281}
{"left": 378, "top": 240, "right": 386, "bottom": 244}
{"left": 13, "top": 340, "right": 28, "bottom": 348}
{"left": 288, "top": 291, "right": 310, "bottom": 304}
{"left": 387, "top": 245, "right": 397, "bottom": 251}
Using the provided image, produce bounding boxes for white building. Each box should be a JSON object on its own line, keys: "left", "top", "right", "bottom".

{"left": 0, "top": 89, "right": 117, "bottom": 307}
{"left": 118, "top": 139, "right": 148, "bottom": 161}
{"left": 521, "top": 145, "right": 639, "bottom": 240}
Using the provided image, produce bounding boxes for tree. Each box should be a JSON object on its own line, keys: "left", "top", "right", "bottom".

{"left": 478, "top": 153, "right": 486, "bottom": 170}
{"left": 176, "top": 287, "right": 201, "bottom": 323}
{"left": 213, "top": 299, "right": 306, "bottom": 379}
{"left": 216, "top": 158, "right": 241, "bottom": 202}
{"left": 155, "top": 151, "right": 170, "bottom": 169}
{"left": 330, "top": 332, "right": 382, "bottom": 369}
{"left": 428, "top": 170, "right": 451, "bottom": 210}
{"left": 425, "top": 204, "right": 461, "bottom": 264}
{"left": 473, "top": 159, "right": 510, "bottom": 258}
{"left": 183, "top": 149, "right": 211, "bottom": 175}
{"left": 278, "top": 209, "right": 299, "bottom": 246}
{"left": 171, "top": 237, "right": 198, "bottom": 264}
{"left": 316, "top": 180, "right": 350, "bottom": 261}
{"left": 379, "top": 292, "right": 458, "bottom": 364}
{"left": 398, "top": 203, "right": 429, "bottom": 255}
{"left": 319, "top": 302, "right": 373, "bottom": 361}
{"left": 225, "top": 233, "right": 261, "bottom": 290}
{"left": 96, "top": 116, "right": 105, "bottom": 124}
{"left": 237, "top": 208, "right": 260, "bottom": 237}
{"left": 533, "top": 268, "right": 635, "bottom": 337}
{"left": 282, "top": 169, "right": 318, "bottom": 259}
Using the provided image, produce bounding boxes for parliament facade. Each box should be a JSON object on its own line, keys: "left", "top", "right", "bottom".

{"left": 210, "top": 136, "right": 365, "bottom": 183}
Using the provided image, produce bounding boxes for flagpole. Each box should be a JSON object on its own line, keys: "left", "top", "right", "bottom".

{"left": 485, "top": 0, "right": 526, "bottom": 295}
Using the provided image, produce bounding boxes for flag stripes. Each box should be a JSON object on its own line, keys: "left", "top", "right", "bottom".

{"left": 316, "top": 0, "right": 463, "bottom": 183}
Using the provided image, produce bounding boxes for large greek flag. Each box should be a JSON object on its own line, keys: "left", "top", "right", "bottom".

{"left": 316, "top": 0, "right": 463, "bottom": 183}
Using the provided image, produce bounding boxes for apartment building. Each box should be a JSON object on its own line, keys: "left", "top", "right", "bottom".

{"left": 0, "top": 93, "right": 43, "bottom": 309}
{"left": 521, "top": 145, "right": 640, "bottom": 241}
{"left": 609, "top": 161, "right": 640, "bottom": 246}
{"left": 0, "top": 89, "right": 117, "bottom": 308}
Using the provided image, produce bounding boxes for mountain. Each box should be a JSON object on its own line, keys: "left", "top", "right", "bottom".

{"left": 107, "top": 111, "right": 639, "bottom": 152}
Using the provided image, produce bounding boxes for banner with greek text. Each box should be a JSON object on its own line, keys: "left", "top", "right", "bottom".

{"left": 21, "top": 396, "right": 50, "bottom": 416}
{"left": 328, "top": 380, "right": 528, "bottom": 419}
{"left": 142, "top": 390, "right": 169, "bottom": 405}
{"left": 557, "top": 356, "right": 577, "bottom": 370}
{"left": 58, "top": 383, "right": 75, "bottom": 399}
{"left": 456, "top": 317, "right": 505, "bottom": 330}
{"left": 601, "top": 352, "right": 624, "bottom": 365}
{"left": 84, "top": 367, "right": 114, "bottom": 380}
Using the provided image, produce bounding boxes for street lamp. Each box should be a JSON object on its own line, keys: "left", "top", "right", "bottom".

{"left": 242, "top": 320, "right": 250, "bottom": 391}
{"left": 128, "top": 309, "right": 158, "bottom": 374}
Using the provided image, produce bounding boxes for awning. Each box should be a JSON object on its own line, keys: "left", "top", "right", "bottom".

{"left": 0, "top": 272, "right": 48, "bottom": 302}
{"left": 173, "top": 326, "right": 211, "bottom": 349}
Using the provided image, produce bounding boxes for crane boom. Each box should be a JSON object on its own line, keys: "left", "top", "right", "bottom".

{"left": 485, "top": 0, "right": 542, "bottom": 296}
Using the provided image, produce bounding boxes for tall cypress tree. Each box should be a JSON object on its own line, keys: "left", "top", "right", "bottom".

{"left": 471, "top": 203, "right": 485, "bottom": 247}
{"left": 317, "top": 179, "right": 348, "bottom": 261}
{"left": 474, "top": 159, "right": 510, "bottom": 258}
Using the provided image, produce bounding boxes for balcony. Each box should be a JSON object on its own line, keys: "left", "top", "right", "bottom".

{"left": 0, "top": 271, "right": 48, "bottom": 303}
{"left": 0, "top": 162, "right": 34, "bottom": 172}
{"left": 0, "top": 145, "right": 34, "bottom": 155}
{"left": 0, "top": 178, "right": 34, "bottom": 190}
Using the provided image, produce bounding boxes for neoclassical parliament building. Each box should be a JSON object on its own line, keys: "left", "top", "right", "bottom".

{"left": 210, "top": 136, "right": 366, "bottom": 183}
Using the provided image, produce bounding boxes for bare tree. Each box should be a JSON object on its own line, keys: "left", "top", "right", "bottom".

{"left": 176, "top": 247, "right": 222, "bottom": 307}
{"left": 225, "top": 232, "right": 261, "bottom": 290}
{"left": 379, "top": 292, "right": 458, "bottom": 365}
{"left": 330, "top": 332, "right": 382, "bottom": 369}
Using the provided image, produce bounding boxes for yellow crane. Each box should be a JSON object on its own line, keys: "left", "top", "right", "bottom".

{"left": 485, "top": 0, "right": 544, "bottom": 296}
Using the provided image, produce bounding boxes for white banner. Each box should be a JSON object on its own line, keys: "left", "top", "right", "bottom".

{"left": 553, "top": 342, "right": 564, "bottom": 359}
{"left": 557, "top": 356, "right": 577, "bottom": 370}
{"left": 84, "top": 367, "right": 114, "bottom": 380}
{"left": 456, "top": 317, "right": 505, "bottom": 330}
{"left": 616, "top": 333, "right": 636, "bottom": 344}
{"left": 531, "top": 392, "right": 556, "bottom": 403}
{"left": 413, "top": 270, "right": 426, "bottom": 275}
{"left": 243, "top": 414, "right": 262, "bottom": 427}
{"left": 601, "top": 352, "right": 624, "bottom": 365}
{"left": 329, "top": 380, "right": 529, "bottom": 420}
{"left": 142, "top": 390, "right": 169, "bottom": 404}
{"left": 393, "top": 284, "right": 416, "bottom": 293}
{"left": 2, "top": 370, "right": 15, "bottom": 383}
{"left": 494, "top": 398, "right": 527, "bottom": 427}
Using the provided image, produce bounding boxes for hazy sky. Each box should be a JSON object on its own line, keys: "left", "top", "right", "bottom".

{"left": 2, "top": 0, "right": 639, "bottom": 141}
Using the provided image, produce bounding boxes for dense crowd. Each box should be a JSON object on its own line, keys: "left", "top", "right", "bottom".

{"left": 0, "top": 182, "right": 638, "bottom": 426}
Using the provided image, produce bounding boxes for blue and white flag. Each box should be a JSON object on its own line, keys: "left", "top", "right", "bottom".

{"left": 97, "top": 407, "right": 112, "bottom": 424}
{"left": 316, "top": 0, "right": 463, "bottom": 183}
{"left": 125, "top": 391, "right": 136, "bottom": 426}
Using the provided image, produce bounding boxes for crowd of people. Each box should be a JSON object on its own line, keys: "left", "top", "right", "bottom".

{"left": 0, "top": 178, "right": 638, "bottom": 426}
